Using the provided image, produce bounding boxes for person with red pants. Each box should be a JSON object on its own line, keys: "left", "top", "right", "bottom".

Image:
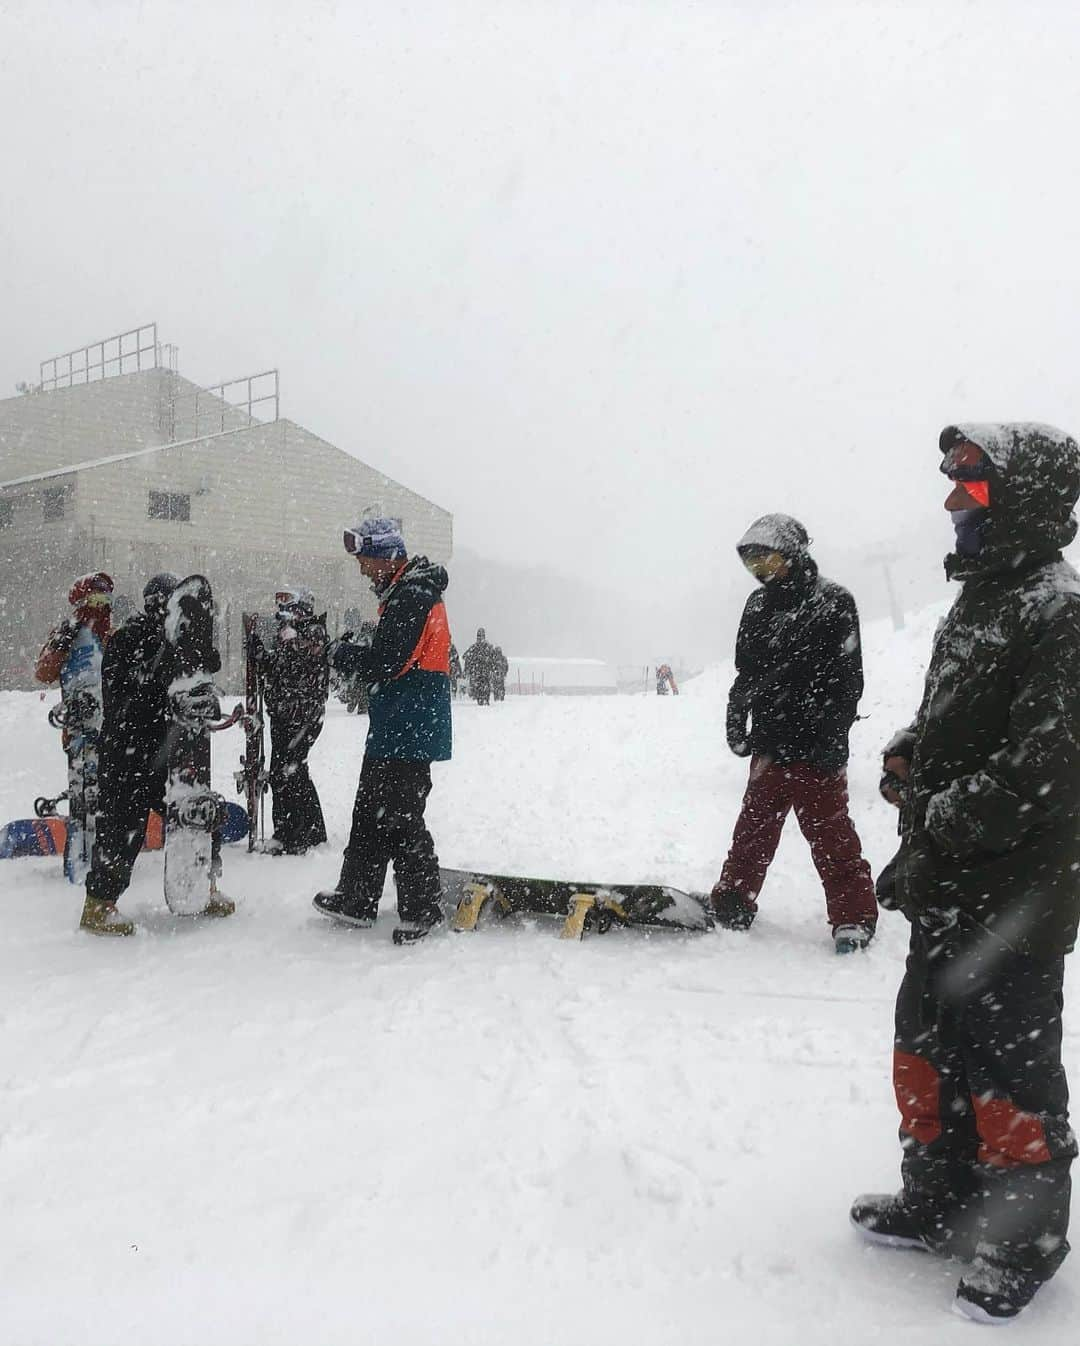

{"left": 711, "top": 514, "right": 877, "bottom": 953}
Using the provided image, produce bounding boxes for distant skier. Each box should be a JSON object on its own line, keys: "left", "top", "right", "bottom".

{"left": 81, "top": 573, "right": 178, "bottom": 935}
{"left": 492, "top": 646, "right": 508, "bottom": 702}
{"left": 314, "top": 519, "right": 452, "bottom": 942}
{"left": 656, "top": 664, "right": 679, "bottom": 695}
{"left": 851, "top": 425, "right": 1080, "bottom": 1325}
{"left": 463, "top": 628, "right": 495, "bottom": 705}
{"left": 35, "top": 572, "right": 114, "bottom": 889}
{"left": 253, "top": 587, "right": 329, "bottom": 855}
{"left": 710, "top": 515, "right": 877, "bottom": 953}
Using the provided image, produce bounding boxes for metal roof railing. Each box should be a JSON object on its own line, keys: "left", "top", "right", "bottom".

{"left": 39, "top": 322, "right": 171, "bottom": 391}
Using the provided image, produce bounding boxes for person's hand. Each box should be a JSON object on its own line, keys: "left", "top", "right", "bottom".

{"left": 726, "top": 700, "right": 751, "bottom": 757}
{"left": 880, "top": 754, "right": 910, "bottom": 807}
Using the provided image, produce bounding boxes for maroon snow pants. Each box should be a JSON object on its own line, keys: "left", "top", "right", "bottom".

{"left": 718, "top": 757, "right": 877, "bottom": 929}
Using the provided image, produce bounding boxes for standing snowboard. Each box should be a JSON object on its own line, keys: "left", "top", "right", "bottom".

{"left": 54, "top": 626, "right": 106, "bottom": 884}
{"left": 162, "top": 576, "right": 232, "bottom": 916}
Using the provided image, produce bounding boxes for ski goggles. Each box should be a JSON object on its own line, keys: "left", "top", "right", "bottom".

{"left": 79, "top": 592, "right": 112, "bottom": 609}
{"left": 740, "top": 549, "right": 788, "bottom": 582}
{"left": 941, "top": 439, "right": 991, "bottom": 505}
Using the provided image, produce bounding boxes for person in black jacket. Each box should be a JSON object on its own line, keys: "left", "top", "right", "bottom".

{"left": 254, "top": 587, "right": 330, "bottom": 855}
{"left": 82, "top": 572, "right": 178, "bottom": 934}
{"left": 711, "top": 514, "right": 877, "bottom": 952}
{"left": 463, "top": 629, "right": 495, "bottom": 705}
{"left": 851, "top": 424, "right": 1080, "bottom": 1325}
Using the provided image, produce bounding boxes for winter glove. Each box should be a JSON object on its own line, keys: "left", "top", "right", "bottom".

{"left": 874, "top": 850, "right": 904, "bottom": 913}
{"left": 882, "top": 726, "right": 917, "bottom": 761}
{"left": 171, "top": 682, "right": 222, "bottom": 723}
{"left": 726, "top": 699, "right": 751, "bottom": 758}
{"left": 327, "top": 636, "right": 348, "bottom": 671}
{"left": 879, "top": 766, "right": 908, "bottom": 806}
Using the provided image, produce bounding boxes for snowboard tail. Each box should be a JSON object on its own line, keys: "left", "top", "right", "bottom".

{"left": 0, "top": 803, "right": 247, "bottom": 861}
{"left": 440, "top": 868, "right": 712, "bottom": 939}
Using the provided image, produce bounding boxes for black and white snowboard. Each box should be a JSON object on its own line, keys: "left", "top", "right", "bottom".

{"left": 162, "top": 575, "right": 228, "bottom": 916}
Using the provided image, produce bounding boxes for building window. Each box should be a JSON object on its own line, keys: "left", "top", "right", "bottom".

{"left": 0, "top": 499, "right": 12, "bottom": 529}
{"left": 42, "top": 487, "right": 65, "bottom": 521}
{"left": 148, "top": 490, "right": 191, "bottom": 522}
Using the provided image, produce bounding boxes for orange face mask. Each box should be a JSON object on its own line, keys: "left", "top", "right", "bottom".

{"left": 962, "top": 480, "right": 990, "bottom": 508}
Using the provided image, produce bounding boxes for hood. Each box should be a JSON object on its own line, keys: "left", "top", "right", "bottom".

{"left": 392, "top": 555, "right": 449, "bottom": 598}
{"left": 940, "top": 423, "right": 1080, "bottom": 579}
{"left": 736, "top": 513, "right": 810, "bottom": 559}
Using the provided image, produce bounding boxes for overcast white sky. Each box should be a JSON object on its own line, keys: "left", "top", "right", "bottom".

{"left": 4, "top": 0, "right": 1080, "bottom": 614}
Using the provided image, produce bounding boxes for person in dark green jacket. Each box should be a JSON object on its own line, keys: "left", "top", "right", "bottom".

{"left": 851, "top": 423, "right": 1080, "bottom": 1325}
{"left": 313, "top": 518, "right": 452, "bottom": 943}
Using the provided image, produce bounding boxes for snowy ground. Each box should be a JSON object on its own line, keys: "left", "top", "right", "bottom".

{"left": 1, "top": 607, "right": 1077, "bottom": 1345}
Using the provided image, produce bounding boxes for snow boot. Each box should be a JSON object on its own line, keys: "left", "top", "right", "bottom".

{"left": 954, "top": 1255, "right": 1044, "bottom": 1325}
{"left": 79, "top": 895, "right": 135, "bottom": 937}
{"left": 710, "top": 887, "right": 756, "bottom": 931}
{"left": 202, "top": 894, "right": 236, "bottom": 918}
{"left": 313, "top": 891, "right": 375, "bottom": 926}
{"left": 851, "top": 1192, "right": 978, "bottom": 1259}
{"left": 393, "top": 913, "right": 445, "bottom": 945}
{"left": 834, "top": 922, "right": 875, "bottom": 954}
{"left": 849, "top": 1193, "right": 935, "bottom": 1252}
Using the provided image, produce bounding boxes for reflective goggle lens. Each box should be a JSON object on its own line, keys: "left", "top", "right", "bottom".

{"left": 742, "top": 551, "right": 787, "bottom": 582}
{"left": 82, "top": 592, "right": 111, "bottom": 609}
{"left": 943, "top": 440, "right": 989, "bottom": 482}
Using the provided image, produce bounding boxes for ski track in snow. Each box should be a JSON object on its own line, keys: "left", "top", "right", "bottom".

{"left": 1, "top": 609, "right": 1076, "bottom": 1344}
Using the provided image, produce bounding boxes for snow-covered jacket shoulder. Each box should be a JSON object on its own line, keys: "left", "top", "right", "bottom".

{"left": 899, "top": 559, "right": 1080, "bottom": 957}
{"left": 334, "top": 557, "right": 452, "bottom": 762}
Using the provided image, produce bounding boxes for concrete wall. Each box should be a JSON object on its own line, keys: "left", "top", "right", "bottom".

{"left": 0, "top": 369, "right": 172, "bottom": 480}
{"left": 0, "top": 416, "right": 453, "bottom": 690}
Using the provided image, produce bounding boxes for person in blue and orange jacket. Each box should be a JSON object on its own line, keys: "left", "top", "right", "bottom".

{"left": 313, "top": 518, "right": 452, "bottom": 943}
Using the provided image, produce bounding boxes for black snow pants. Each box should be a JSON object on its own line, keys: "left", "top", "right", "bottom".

{"left": 269, "top": 717, "right": 327, "bottom": 854}
{"left": 86, "top": 745, "right": 166, "bottom": 903}
{"left": 892, "top": 920, "right": 1076, "bottom": 1280}
{"left": 337, "top": 756, "right": 442, "bottom": 925}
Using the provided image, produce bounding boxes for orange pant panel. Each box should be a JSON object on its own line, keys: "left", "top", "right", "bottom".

{"left": 972, "top": 1094, "right": 1053, "bottom": 1167}
{"left": 894, "top": 1049, "right": 943, "bottom": 1144}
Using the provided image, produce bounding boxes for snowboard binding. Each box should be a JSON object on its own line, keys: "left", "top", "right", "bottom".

{"left": 34, "top": 790, "right": 69, "bottom": 819}
{"left": 171, "top": 790, "right": 228, "bottom": 833}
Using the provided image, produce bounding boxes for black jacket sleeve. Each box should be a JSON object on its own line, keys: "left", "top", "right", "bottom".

{"left": 333, "top": 583, "right": 434, "bottom": 687}
{"left": 925, "top": 600, "right": 1080, "bottom": 858}
{"left": 820, "top": 589, "right": 863, "bottom": 726}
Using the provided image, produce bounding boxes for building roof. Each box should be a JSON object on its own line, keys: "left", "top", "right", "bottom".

{"left": 0, "top": 425, "right": 250, "bottom": 490}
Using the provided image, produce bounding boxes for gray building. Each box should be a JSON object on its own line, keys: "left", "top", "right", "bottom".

{"left": 0, "top": 324, "right": 452, "bottom": 688}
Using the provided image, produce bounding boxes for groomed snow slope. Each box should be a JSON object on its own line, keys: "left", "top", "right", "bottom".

{"left": 1, "top": 602, "right": 1076, "bottom": 1345}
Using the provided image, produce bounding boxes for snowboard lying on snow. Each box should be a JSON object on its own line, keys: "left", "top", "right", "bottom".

{"left": 441, "top": 867, "right": 713, "bottom": 939}
{"left": 0, "top": 803, "right": 248, "bottom": 860}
